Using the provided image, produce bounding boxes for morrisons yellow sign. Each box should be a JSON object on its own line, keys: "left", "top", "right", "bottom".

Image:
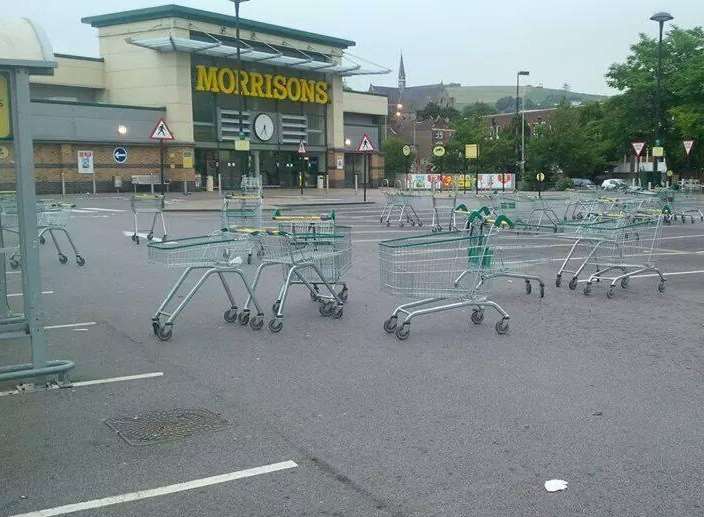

{"left": 0, "top": 74, "right": 10, "bottom": 139}
{"left": 194, "top": 65, "right": 329, "bottom": 104}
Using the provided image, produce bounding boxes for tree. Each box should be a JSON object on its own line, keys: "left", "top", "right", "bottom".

{"left": 417, "top": 102, "right": 460, "bottom": 122}
{"left": 495, "top": 96, "right": 515, "bottom": 113}
{"left": 606, "top": 26, "right": 704, "bottom": 173}
{"left": 462, "top": 102, "right": 497, "bottom": 118}
{"left": 382, "top": 137, "right": 415, "bottom": 182}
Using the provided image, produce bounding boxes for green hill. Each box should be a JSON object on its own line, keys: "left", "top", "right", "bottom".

{"left": 446, "top": 85, "right": 607, "bottom": 110}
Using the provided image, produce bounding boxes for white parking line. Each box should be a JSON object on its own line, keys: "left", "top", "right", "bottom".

{"left": 71, "top": 371, "right": 164, "bottom": 387}
{"left": 82, "top": 207, "right": 126, "bottom": 212}
{"left": 633, "top": 269, "right": 704, "bottom": 279}
{"left": 9, "top": 460, "right": 298, "bottom": 517}
{"left": 7, "top": 290, "right": 54, "bottom": 297}
{"left": 0, "top": 372, "right": 163, "bottom": 397}
{"left": 44, "top": 321, "right": 97, "bottom": 330}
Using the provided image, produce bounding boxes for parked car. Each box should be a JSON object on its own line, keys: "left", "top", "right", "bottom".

{"left": 601, "top": 178, "right": 627, "bottom": 190}
{"left": 572, "top": 178, "right": 596, "bottom": 189}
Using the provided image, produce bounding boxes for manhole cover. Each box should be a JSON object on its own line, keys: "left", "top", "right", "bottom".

{"left": 104, "top": 408, "right": 229, "bottom": 446}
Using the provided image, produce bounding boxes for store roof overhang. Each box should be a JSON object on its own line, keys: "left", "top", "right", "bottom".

{"left": 126, "top": 35, "right": 390, "bottom": 77}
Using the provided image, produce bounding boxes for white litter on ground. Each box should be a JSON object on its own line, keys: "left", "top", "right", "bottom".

{"left": 544, "top": 479, "right": 568, "bottom": 492}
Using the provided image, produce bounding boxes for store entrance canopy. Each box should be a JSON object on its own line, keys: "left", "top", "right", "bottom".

{"left": 127, "top": 35, "right": 390, "bottom": 77}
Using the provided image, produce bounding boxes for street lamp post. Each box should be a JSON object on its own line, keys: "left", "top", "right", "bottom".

{"left": 516, "top": 71, "right": 529, "bottom": 186}
{"left": 650, "top": 11, "right": 673, "bottom": 185}
{"left": 231, "top": 0, "right": 251, "bottom": 185}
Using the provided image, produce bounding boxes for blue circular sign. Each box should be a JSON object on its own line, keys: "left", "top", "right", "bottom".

{"left": 113, "top": 147, "right": 128, "bottom": 164}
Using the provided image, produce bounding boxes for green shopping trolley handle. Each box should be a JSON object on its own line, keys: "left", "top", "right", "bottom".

{"left": 134, "top": 193, "right": 164, "bottom": 200}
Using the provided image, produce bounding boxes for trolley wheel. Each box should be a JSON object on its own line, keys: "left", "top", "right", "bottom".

{"left": 309, "top": 288, "right": 320, "bottom": 302}
{"left": 268, "top": 318, "right": 283, "bottom": 333}
{"left": 658, "top": 280, "right": 666, "bottom": 293}
{"left": 272, "top": 300, "right": 281, "bottom": 314}
{"left": 568, "top": 277, "right": 578, "bottom": 290}
{"left": 399, "top": 222, "right": 405, "bottom": 228}
{"left": 249, "top": 315, "right": 264, "bottom": 331}
{"left": 620, "top": 277, "right": 630, "bottom": 288}
{"left": 606, "top": 286, "right": 616, "bottom": 299}
{"left": 76, "top": 255, "right": 86, "bottom": 266}
{"left": 319, "top": 301, "right": 335, "bottom": 317}
{"left": 386, "top": 221, "right": 391, "bottom": 227}
{"left": 151, "top": 320, "right": 160, "bottom": 336}
{"left": 395, "top": 323, "right": 411, "bottom": 340}
{"left": 383, "top": 316, "right": 398, "bottom": 333}
{"left": 147, "top": 232, "right": 154, "bottom": 241}
{"left": 237, "top": 311, "right": 250, "bottom": 326}
{"left": 411, "top": 221, "right": 416, "bottom": 227}
{"left": 58, "top": 254, "right": 68, "bottom": 265}
{"left": 525, "top": 281, "right": 532, "bottom": 295}
{"left": 339, "top": 287, "right": 349, "bottom": 302}
{"left": 161, "top": 235, "right": 167, "bottom": 242}
{"left": 39, "top": 236, "right": 46, "bottom": 245}
{"left": 539, "top": 283, "right": 545, "bottom": 298}
{"left": 583, "top": 283, "right": 592, "bottom": 296}
{"left": 471, "top": 309, "right": 484, "bottom": 325}
{"left": 157, "top": 324, "right": 173, "bottom": 342}
{"left": 224, "top": 308, "right": 238, "bottom": 323}
{"left": 555, "top": 275, "right": 562, "bottom": 288}
{"left": 418, "top": 221, "right": 423, "bottom": 227}
{"left": 9, "top": 258, "right": 20, "bottom": 270}
{"left": 495, "top": 318, "right": 510, "bottom": 335}
{"left": 131, "top": 234, "right": 139, "bottom": 244}
{"left": 332, "top": 306, "right": 344, "bottom": 319}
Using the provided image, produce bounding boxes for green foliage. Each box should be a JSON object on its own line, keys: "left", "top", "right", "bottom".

{"left": 417, "top": 102, "right": 460, "bottom": 122}
{"left": 495, "top": 96, "right": 516, "bottom": 113}
{"left": 462, "top": 102, "right": 497, "bottom": 118}
{"left": 382, "top": 137, "right": 415, "bottom": 181}
{"left": 554, "top": 176, "right": 574, "bottom": 191}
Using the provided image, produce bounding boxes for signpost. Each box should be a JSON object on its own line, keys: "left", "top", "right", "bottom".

{"left": 536, "top": 172, "right": 545, "bottom": 198}
{"left": 113, "top": 146, "right": 127, "bottom": 164}
{"left": 464, "top": 144, "right": 479, "bottom": 194}
{"left": 432, "top": 145, "right": 446, "bottom": 157}
{"left": 632, "top": 141, "right": 646, "bottom": 187}
{"left": 357, "top": 133, "right": 375, "bottom": 202}
{"left": 402, "top": 144, "right": 411, "bottom": 157}
{"left": 150, "top": 118, "right": 175, "bottom": 195}
{"left": 683, "top": 139, "right": 694, "bottom": 156}
{"left": 297, "top": 140, "right": 306, "bottom": 194}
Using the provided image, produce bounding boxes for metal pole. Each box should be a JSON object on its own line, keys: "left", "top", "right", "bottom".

{"left": 521, "top": 92, "right": 526, "bottom": 183}
{"left": 92, "top": 173, "right": 96, "bottom": 195}
{"left": 61, "top": 171, "right": 65, "bottom": 198}
{"left": 654, "top": 20, "right": 664, "bottom": 185}
{"left": 12, "top": 70, "right": 49, "bottom": 367}
{"left": 159, "top": 139, "right": 165, "bottom": 195}
{"left": 363, "top": 154, "right": 368, "bottom": 202}
{"left": 515, "top": 73, "right": 520, "bottom": 180}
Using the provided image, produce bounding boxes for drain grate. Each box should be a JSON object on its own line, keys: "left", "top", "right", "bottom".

{"left": 104, "top": 408, "right": 229, "bottom": 446}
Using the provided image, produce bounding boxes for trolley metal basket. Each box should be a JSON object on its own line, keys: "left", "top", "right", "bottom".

{"left": 431, "top": 192, "right": 458, "bottom": 232}
{"left": 554, "top": 214, "right": 666, "bottom": 298}
{"left": 379, "top": 190, "right": 423, "bottom": 228}
{"left": 241, "top": 226, "right": 351, "bottom": 333}
{"left": 222, "top": 193, "right": 263, "bottom": 230}
{"left": 148, "top": 231, "right": 265, "bottom": 341}
{"left": 379, "top": 228, "right": 512, "bottom": 340}
{"left": 131, "top": 194, "right": 166, "bottom": 244}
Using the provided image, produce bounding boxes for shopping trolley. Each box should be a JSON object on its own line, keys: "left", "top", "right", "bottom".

{"left": 131, "top": 194, "right": 167, "bottom": 244}
{"left": 379, "top": 190, "right": 424, "bottom": 227}
{"left": 240, "top": 175, "right": 263, "bottom": 196}
{"left": 431, "top": 192, "right": 458, "bottom": 232}
{"left": 665, "top": 190, "right": 704, "bottom": 224}
{"left": 241, "top": 226, "right": 351, "bottom": 333}
{"left": 148, "top": 231, "right": 265, "bottom": 341}
{"left": 379, "top": 228, "right": 512, "bottom": 340}
{"left": 222, "top": 193, "right": 263, "bottom": 230}
{"left": 3, "top": 200, "right": 85, "bottom": 267}
{"left": 554, "top": 214, "right": 666, "bottom": 298}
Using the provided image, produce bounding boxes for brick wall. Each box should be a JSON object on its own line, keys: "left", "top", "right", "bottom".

{"left": 0, "top": 142, "right": 196, "bottom": 194}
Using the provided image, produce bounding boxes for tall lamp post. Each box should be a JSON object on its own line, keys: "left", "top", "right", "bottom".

{"left": 515, "top": 71, "right": 530, "bottom": 185}
{"left": 231, "top": 0, "right": 251, "bottom": 184}
{"left": 650, "top": 11, "right": 673, "bottom": 185}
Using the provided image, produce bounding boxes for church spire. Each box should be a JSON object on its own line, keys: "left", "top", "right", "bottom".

{"left": 398, "top": 52, "right": 406, "bottom": 91}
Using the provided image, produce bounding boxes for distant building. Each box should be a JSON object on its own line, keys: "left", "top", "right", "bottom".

{"left": 482, "top": 108, "right": 557, "bottom": 139}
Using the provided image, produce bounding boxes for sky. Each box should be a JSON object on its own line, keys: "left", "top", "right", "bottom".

{"left": 7, "top": 0, "right": 703, "bottom": 96}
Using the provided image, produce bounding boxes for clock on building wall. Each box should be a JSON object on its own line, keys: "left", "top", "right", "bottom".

{"left": 253, "top": 113, "right": 275, "bottom": 142}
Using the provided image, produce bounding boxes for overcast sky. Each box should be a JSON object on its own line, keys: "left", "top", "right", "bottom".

{"left": 8, "top": 0, "right": 703, "bottom": 95}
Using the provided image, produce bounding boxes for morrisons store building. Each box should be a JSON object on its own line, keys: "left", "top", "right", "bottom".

{"left": 19, "top": 5, "right": 388, "bottom": 192}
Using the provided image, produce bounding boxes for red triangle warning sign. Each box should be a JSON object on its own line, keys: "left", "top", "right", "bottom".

{"left": 297, "top": 141, "right": 307, "bottom": 154}
{"left": 631, "top": 141, "right": 645, "bottom": 157}
{"left": 684, "top": 140, "right": 694, "bottom": 156}
{"left": 150, "top": 119, "right": 175, "bottom": 140}
{"left": 357, "top": 133, "right": 375, "bottom": 153}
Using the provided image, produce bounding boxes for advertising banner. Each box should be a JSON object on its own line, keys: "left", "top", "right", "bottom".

{"left": 77, "top": 150, "right": 95, "bottom": 174}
